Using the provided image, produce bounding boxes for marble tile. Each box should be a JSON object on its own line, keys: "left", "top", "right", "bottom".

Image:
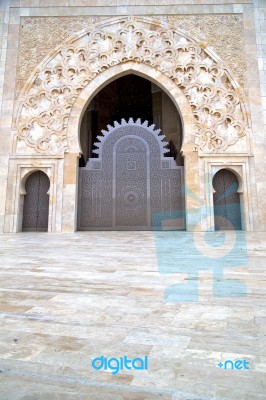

{"left": 0, "top": 232, "right": 265, "bottom": 399}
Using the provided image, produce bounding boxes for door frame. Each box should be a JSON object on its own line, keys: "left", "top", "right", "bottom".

{"left": 212, "top": 168, "right": 242, "bottom": 231}
{"left": 22, "top": 170, "right": 50, "bottom": 232}
{"left": 203, "top": 159, "right": 253, "bottom": 231}
{"left": 4, "top": 157, "right": 63, "bottom": 233}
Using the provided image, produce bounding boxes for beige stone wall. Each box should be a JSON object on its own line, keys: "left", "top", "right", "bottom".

{"left": 0, "top": 0, "right": 265, "bottom": 233}
{"left": 15, "top": 14, "right": 247, "bottom": 95}
{"left": 0, "top": 0, "right": 11, "bottom": 232}
{"left": 247, "top": 0, "right": 266, "bottom": 229}
{"left": 254, "top": 0, "right": 266, "bottom": 145}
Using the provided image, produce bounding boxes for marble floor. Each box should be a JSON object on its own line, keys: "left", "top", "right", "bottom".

{"left": 0, "top": 231, "right": 265, "bottom": 400}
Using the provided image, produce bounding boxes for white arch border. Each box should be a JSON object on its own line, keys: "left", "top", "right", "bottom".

{"left": 66, "top": 62, "right": 196, "bottom": 154}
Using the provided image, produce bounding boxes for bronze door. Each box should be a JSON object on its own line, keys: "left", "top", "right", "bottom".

{"left": 115, "top": 137, "right": 149, "bottom": 229}
{"left": 78, "top": 121, "right": 185, "bottom": 230}
{"left": 213, "top": 169, "right": 242, "bottom": 230}
{"left": 22, "top": 171, "right": 50, "bottom": 232}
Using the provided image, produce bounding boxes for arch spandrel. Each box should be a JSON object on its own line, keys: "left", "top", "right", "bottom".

{"left": 14, "top": 16, "right": 250, "bottom": 156}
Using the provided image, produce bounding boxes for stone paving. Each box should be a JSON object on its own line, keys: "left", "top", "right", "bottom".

{"left": 0, "top": 231, "right": 265, "bottom": 399}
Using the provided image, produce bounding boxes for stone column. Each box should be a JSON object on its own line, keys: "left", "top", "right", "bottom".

{"left": 61, "top": 153, "right": 80, "bottom": 232}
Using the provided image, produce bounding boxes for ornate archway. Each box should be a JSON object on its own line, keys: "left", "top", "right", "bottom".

{"left": 6, "top": 16, "right": 251, "bottom": 232}
{"left": 64, "top": 63, "right": 198, "bottom": 231}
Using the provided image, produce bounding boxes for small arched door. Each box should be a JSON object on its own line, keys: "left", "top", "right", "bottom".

{"left": 213, "top": 169, "right": 242, "bottom": 230}
{"left": 22, "top": 171, "right": 50, "bottom": 232}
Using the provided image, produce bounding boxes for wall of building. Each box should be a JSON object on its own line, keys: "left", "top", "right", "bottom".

{"left": 254, "top": 0, "right": 266, "bottom": 145}
{"left": 0, "top": 0, "right": 265, "bottom": 232}
{"left": 0, "top": 0, "right": 11, "bottom": 232}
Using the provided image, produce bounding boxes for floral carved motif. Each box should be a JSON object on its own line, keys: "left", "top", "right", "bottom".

{"left": 17, "top": 15, "right": 246, "bottom": 94}
{"left": 166, "top": 15, "right": 246, "bottom": 90}
{"left": 15, "top": 16, "right": 249, "bottom": 155}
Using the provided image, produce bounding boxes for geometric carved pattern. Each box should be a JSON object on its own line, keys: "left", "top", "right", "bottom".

{"left": 78, "top": 119, "right": 185, "bottom": 230}
{"left": 15, "top": 16, "right": 249, "bottom": 155}
{"left": 116, "top": 137, "right": 147, "bottom": 227}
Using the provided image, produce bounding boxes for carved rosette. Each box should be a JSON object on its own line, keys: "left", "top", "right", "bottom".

{"left": 15, "top": 16, "right": 249, "bottom": 155}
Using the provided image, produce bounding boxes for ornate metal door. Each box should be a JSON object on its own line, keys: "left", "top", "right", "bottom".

{"left": 213, "top": 169, "right": 242, "bottom": 230}
{"left": 115, "top": 137, "right": 149, "bottom": 228}
{"left": 22, "top": 171, "right": 50, "bottom": 232}
{"left": 78, "top": 119, "right": 185, "bottom": 230}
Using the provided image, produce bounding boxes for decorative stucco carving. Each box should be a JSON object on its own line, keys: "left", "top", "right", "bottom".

{"left": 166, "top": 15, "right": 246, "bottom": 90}
{"left": 15, "top": 16, "right": 249, "bottom": 155}
{"left": 17, "top": 15, "right": 246, "bottom": 94}
{"left": 17, "top": 16, "right": 107, "bottom": 95}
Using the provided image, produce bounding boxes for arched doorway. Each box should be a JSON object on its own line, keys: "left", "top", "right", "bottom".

{"left": 78, "top": 74, "right": 185, "bottom": 230}
{"left": 213, "top": 169, "right": 242, "bottom": 231}
{"left": 22, "top": 171, "right": 50, "bottom": 232}
{"left": 79, "top": 74, "right": 183, "bottom": 167}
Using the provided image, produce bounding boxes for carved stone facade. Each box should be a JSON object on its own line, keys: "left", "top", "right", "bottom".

{"left": 0, "top": 1, "right": 265, "bottom": 234}
{"left": 14, "top": 16, "right": 249, "bottom": 156}
{"left": 17, "top": 15, "right": 246, "bottom": 95}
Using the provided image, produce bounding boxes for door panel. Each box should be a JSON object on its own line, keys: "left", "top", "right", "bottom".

{"left": 213, "top": 169, "right": 242, "bottom": 230}
{"left": 115, "top": 138, "right": 148, "bottom": 228}
{"left": 22, "top": 171, "right": 50, "bottom": 232}
{"left": 78, "top": 122, "right": 185, "bottom": 230}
